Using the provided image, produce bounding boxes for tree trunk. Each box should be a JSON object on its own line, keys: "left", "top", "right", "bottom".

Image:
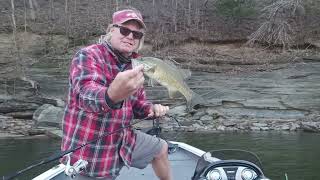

{"left": 64, "top": 0, "right": 70, "bottom": 48}
{"left": 28, "top": 0, "right": 36, "bottom": 20}
{"left": 24, "top": 0, "right": 27, "bottom": 33}
{"left": 116, "top": 0, "right": 119, "bottom": 11}
{"left": 10, "top": 0, "right": 22, "bottom": 77}
{"left": 174, "top": 0, "right": 178, "bottom": 32}
{"left": 188, "top": 0, "right": 191, "bottom": 27}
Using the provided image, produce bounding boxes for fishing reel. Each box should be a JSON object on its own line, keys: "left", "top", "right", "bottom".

{"left": 64, "top": 153, "right": 88, "bottom": 178}
{"left": 146, "top": 117, "right": 178, "bottom": 154}
{"left": 146, "top": 118, "right": 162, "bottom": 137}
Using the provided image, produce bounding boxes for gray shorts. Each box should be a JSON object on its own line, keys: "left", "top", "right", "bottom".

{"left": 72, "top": 130, "right": 166, "bottom": 180}
{"left": 131, "top": 130, "right": 166, "bottom": 169}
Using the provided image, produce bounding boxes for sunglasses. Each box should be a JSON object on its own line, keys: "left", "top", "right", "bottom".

{"left": 113, "top": 24, "right": 144, "bottom": 40}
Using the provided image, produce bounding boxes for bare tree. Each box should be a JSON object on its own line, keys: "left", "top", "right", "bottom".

{"left": 105, "top": 0, "right": 109, "bottom": 18}
{"left": 65, "top": 0, "right": 70, "bottom": 48}
{"left": 10, "top": 0, "right": 39, "bottom": 92}
{"left": 28, "top": 0, "right": 38, "bottom": 21}
{"left": 247, "top": 0, "right": 305, "bottom": 50}
{"left": 116, "top": 0, "right": 119, "bottom": 11}
{"left": 74, "top": 0, "right": 77, "bottom": 12}
{"left": 10, "top": 0, "right": 22, "bottom": 77}
{"left": 24, "top": 0, "right": 27, "bottom": 33}
{"left": 173, "top": 0, "right": 178, "bottom": 32}
{"left": 48, "top": 0, "right": 55, "bottom": 53}
{"left": 187, "top": 0, "right": 192, "bottom": 27}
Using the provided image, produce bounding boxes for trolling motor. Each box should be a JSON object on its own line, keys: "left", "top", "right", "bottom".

{"left": 64, "top": 153, "right": 88, "bottom": 178}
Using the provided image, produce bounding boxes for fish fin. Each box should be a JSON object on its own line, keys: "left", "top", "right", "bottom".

{"left": 179, "top": 69, "right": 192, "bottom": 80}
{"left": 163, "top": 59, "right": 178, "bottom": 68}
{"left": 187, "top": 92, "right": 206, "bottom": 111}
{"left": 147, "top": 78, "right": 153, "bottom": 87}
{"left": 148, "top": 65, "right": 156, "bottom": 73}
{"left": 167, "top": 87, "right": 181, "bottom": 98}
{"left": 164, "top": 60, "right": 191, "bottom": 79}
{"left": 131, "top": 58, "right": 140, "bottom": 68}
{"left": 147, "top": 78, "right": 159, "bottom": 87}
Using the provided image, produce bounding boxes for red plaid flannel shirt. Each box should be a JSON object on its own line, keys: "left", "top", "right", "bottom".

{"left": 61, "top": 42, "right": 152, "bottom": 178}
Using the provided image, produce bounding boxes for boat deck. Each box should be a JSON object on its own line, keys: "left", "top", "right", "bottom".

{"left": 118, "top": 145, "right": 200, "bottom": 180}
{"left": 33, "top": 142, "right": 205, "bottom": 180}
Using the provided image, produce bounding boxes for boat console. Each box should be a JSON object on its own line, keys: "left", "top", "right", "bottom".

{"left": 192, "top": 150, "right": 270, "bottom": 180}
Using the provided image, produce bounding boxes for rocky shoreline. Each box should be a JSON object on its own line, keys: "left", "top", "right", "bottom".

{"left": 1, "top": 95, "right": 320, "bottom": 139}
{"left": 162, "top": 105, "right": 320, "bottom": 132}
{"left": 0, "top": 96, "right": 65, "bottom": 138}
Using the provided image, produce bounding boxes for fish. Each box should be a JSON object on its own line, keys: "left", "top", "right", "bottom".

{"left": 132, "top": 57, "right": 205, "bottom": 110}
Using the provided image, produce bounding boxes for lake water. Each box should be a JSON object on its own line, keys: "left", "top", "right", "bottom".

{"left": 1, "top": 131, "right": 319, "bottom": 180}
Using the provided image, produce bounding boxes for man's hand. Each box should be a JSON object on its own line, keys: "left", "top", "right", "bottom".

{"left": 107, "top": 65, "right": 145, "bottom": 103}
{"left": 148, "top": 104, "right": 169, "bottom": 118}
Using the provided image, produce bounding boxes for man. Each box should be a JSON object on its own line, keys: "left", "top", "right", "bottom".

{"left": 61, "top": 8, "right": 172, "bottom": 180}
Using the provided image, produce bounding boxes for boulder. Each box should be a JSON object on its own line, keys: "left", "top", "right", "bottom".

{"left": 33, "top": 104, "right": 64, "bottom": 128}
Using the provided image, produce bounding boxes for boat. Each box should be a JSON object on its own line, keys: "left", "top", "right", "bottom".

{"left": 32, "top": 141, "right": 270, "bottom": 180}
{"left": 2, "top": 119, "right": 270, "bottom": 180}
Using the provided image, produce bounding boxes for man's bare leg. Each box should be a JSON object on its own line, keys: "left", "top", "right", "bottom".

{"left": 152, "top": 142, "right": 172, "bottom": 180}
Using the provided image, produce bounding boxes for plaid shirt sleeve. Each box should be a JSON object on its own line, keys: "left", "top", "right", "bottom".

{"left": 70, "top": 49, "right": 111, "bottom": 113}
{"left": 132, "top": 86, "right": 153, "bottom": 119}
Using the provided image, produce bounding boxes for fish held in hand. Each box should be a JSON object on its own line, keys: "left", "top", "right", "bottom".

{"left": 132, "top": 57, "right": 205, "bottom": 110}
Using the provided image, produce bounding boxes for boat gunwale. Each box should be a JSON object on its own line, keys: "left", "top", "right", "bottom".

{"left": 32, "top": 141, "right": 205, "bottom": 180}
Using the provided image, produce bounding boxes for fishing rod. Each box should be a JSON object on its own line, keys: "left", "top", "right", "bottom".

{"left": 2, "top": 89, "right": 217, "bottom": 180}
{"left": 1, "top": 116, "right": 151, "bottom": 180}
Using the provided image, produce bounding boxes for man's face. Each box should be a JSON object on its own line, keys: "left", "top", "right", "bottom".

{"left": 110, "top": 21, "right": 143, "bottom": 56}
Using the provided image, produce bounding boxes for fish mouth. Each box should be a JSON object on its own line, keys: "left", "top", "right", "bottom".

{"left": 132, "top": 59, "right": 154, "bottom": 71}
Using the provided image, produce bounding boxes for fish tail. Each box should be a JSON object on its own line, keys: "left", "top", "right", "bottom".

{"left": 187, "top": 92, "right": 206, "bottom": 111}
